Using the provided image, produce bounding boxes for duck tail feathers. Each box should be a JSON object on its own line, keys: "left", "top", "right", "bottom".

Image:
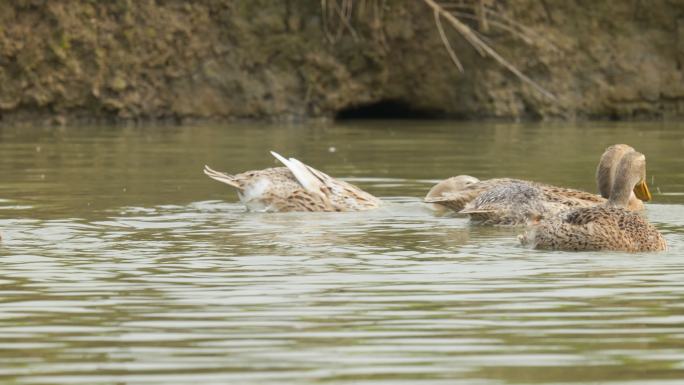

{"left": 204, "top": 165, "right": 241, "bottom": 189}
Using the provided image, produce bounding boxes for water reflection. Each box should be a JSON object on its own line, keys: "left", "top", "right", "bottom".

{"left": 0, "top": 122, "right": 684, "bottom": 384}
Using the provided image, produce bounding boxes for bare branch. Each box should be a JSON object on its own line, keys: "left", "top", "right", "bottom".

{"left": 423, "top": 0, "right": 556, "bottom": 101}
{"left": 434, "top": 9, "right": 464, "bottom": 72}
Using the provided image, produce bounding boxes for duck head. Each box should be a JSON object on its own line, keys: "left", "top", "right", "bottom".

{"left": 596, "top": 144, "right": 636, "bottom": 198}
{"left": 425, "top": 175, "right": 480, "bottom": 200}
{"left": 596, "top": 144, "right": 648, "bottom": 210}
{"left": 425, "top": 175, "right": 480, "bottom": 214}
{"left": 608, "top": 151, "right": 652, "bottom": 207}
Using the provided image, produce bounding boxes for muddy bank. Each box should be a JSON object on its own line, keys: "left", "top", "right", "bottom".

{"left": 0, "top": 0, "right": 683, "bottom": 125}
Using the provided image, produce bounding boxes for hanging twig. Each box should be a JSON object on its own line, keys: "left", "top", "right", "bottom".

{"left": 434, "top": 9, "right": 464, "bottom": 72}
{"left": 423, "top": 0, "right": 556, "bottom": 100}
{"left": 333, "top": 0, "right": 359, "bottom": 41}
{"left": 446, "top": 11, "right": 535, "bottom": 45}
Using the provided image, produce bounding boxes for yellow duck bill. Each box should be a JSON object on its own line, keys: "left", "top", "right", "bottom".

{"left": 633, "top": 180, "right": 652, "bottom": 202}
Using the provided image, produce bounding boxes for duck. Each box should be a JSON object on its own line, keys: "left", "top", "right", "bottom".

{"left": 519, "top": 151, "right": 666, "bottom": 252}
{"left": 204, "top": 151, "right": 381, "bottom": 212}
{"left": 424, "top": 144, "right": 644, "bottom": 224}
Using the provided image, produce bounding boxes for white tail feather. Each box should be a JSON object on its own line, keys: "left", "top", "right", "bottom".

{"left": 270, "top": 151, "right": 325, "bottom": 195}
{"left": 303, "top": 163, "right": 335, "bottom": 184}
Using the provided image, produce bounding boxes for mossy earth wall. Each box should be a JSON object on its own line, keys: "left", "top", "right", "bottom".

{"left": 0, "top": 0, "right": 683, "bottom": 124}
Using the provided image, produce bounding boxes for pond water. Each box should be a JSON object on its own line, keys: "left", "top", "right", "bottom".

{"left": 1, "top": 121, "right": 684, "bottom": 385}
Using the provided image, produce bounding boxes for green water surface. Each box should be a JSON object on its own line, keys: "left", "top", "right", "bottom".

{"left": 1, "top": 121, "right": 684, "bottom": 385}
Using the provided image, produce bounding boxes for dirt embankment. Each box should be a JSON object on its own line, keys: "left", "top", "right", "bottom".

{"left": 0, "top": 0, "right": 683, "bottom": 125}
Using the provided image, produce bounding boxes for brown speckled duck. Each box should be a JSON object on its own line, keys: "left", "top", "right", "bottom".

{"left": 424, "top": 144, "right": 644, "bottom": 224}
{"left": 519, "top": 151, "right": 666, "bottom": 252}
{"left": 204, "top": 151, "right": 381, "bottom": 212}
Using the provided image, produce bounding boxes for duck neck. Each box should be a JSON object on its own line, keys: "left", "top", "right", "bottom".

{"left": 607, "top": 177, "right": 633, "bottom": 208}
{"left": 596, "top": 163, "right": 613, "bottom": 199}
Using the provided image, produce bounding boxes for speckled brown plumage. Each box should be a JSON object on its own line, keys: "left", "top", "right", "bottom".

{"left": 519, "top": 206, "right": 666, "bottom": 252}
{"left": 460, "top": 181, "right": 572, "bottom": 225}
{"left": 204, "top": 152, "right": 380, "bottom": 212}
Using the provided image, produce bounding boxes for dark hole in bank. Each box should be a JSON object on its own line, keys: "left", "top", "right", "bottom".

{"left": 335, "top": 100, "right": 443, "bottom": 120}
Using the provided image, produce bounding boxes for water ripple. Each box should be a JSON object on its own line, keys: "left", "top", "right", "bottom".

{"left": 2, "top": 123, "right": 684, "bottom": 384}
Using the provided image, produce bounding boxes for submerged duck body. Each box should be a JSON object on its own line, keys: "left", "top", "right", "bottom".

{"left": 426, "top": 177, "right": 613, "bottom": 225}
{"left": 520, "top": 151, "right": 666, "bottom": 252}
{"left": 204, "top": 151, "right": 381, "bottom": 212}
{"left": 425, "top": 144, "right": 644, "bottom": 225}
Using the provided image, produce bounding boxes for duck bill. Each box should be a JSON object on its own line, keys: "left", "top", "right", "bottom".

{"left": 633, "top": 180, "right": 652, "bottom": 202}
